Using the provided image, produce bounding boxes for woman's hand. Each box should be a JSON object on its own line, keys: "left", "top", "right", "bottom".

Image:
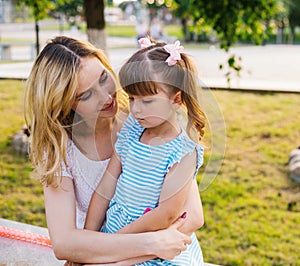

{"left": 83, "top": 214, "right": 191, "bottom": 266}
{"left": 64, "top": 261, "right": 83, "bottom": 266}
{"left": 152, "top": 213, "right": 191, "bottom": 261}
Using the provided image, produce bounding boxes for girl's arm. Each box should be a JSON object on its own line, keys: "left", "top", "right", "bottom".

{"left": 96, "top": 181, "right": 203, "bottom": 266}
{"left": 44, "top": 176, "right": 191, "bottom": 264}
{"left": 117, "top": 150, "right": 197, "bottom": 234}
{"left": 84, "top": 153, "right": 121, "bottom": 231}
{"left": 176, "top": 178, "right": 204, "bottom": 235}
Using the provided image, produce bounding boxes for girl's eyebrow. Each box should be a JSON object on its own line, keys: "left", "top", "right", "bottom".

{"left": 76, "top": 69, "right": 106, "bottom": 98}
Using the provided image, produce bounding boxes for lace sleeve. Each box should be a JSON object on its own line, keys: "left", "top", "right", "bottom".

{"left": 60, "top": 140, "right": 73, "bottom": 179}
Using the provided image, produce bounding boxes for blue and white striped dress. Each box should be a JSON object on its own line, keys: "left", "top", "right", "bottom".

{"left": 102, "top": 114, "right": 204, "bottom": 265}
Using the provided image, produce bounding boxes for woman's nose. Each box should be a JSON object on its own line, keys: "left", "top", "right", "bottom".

{"left": 103, "top": 93, "right": 113, "bottom": 103}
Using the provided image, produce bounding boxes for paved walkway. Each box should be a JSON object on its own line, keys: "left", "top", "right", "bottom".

{"left": 0, "top": 23, "right": 300, "bottom": 92}
{"left": 1, "top": 42, "right": 300, "bottom": 93}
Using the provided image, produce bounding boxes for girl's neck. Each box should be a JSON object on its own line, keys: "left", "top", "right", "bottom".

{"left": 141, "top": 120, "right": 181, "bottom": 146}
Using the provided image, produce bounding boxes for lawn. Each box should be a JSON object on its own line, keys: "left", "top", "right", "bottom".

{"left": 0, "top": 79, "right": 300, "bottom": 265}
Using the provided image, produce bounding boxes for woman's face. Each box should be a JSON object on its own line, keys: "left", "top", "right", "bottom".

{"left": 72, "top": 56, "right": 118, "bottom": 120}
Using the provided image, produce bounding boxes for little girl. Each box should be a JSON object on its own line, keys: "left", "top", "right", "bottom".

{"left": 85, "top": 38, "right": 206, "bottom": 265}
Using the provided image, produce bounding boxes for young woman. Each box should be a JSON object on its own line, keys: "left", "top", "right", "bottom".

{"left": 24, "top": 36, "right": 204, "bottom": 265}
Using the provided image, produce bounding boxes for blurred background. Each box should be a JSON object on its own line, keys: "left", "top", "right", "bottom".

{"left": 1, "top": 1, "right": 300, "bottom": 265}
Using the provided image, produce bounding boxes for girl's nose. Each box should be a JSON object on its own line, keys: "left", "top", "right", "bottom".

{"left": 131, "top": 101, "right": 141, "bottom": 115}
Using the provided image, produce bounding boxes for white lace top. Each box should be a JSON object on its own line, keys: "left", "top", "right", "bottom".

{"left": 61, "top": 139, "right": 110, "bottom": 229}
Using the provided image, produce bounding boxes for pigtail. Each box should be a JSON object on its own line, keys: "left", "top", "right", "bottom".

{"left": 180, "top": 54, "right": 206, "bottom": 142}
{"left": 182, "top": 92, "right": 206, "bottom": 142}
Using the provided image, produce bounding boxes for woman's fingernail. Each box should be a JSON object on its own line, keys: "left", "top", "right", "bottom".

{"left": 143, "top": 207, "right": 152, "bottom": 215}
{"left": 180, "top": 212, "right": 187, "bottom": 219}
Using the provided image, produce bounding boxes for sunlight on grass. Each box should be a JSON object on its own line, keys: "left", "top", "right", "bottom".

{"left": 199, "top": 90, "right": 300, "bottom": 265}
{"left": 0, "top": 80, "right": 45, "bottom": 227}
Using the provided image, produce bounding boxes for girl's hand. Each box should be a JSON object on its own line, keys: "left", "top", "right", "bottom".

{"left": 153, "top": 213, "right": 191, "bottom": 260}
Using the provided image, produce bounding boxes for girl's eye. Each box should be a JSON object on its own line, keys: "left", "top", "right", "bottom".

{"left": 78, "top": 90, "right": 92, "bottom": 101}
{"left": 142, "top": 99, "right": 152, "bottom": 104}
{"left": 128, "top": 96, "right": 134, "bottom": 102}
{"left": 99, "top": 71, "right": 109, "bottom": 84}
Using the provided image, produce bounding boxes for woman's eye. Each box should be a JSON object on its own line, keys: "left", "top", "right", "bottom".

{"left": 99, "top": 71, "right": 109, "bottom": 84}
{"left": 78, "top": 90, "right": 92, "bottom": 101}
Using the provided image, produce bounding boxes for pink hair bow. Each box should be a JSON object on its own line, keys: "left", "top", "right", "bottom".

{"left": 138, "top": 37, "right": 155, "bottom": 49}
{"left": 164, "top": 40, "right": 184, "bottom": 66}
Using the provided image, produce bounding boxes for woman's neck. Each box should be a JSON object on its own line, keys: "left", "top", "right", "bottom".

{"left": 72, "top": 117, "right": 116, "bottom": 161}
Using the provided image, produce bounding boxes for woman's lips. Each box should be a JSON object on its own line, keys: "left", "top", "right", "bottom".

{"left": 100, "top": 100, "right": 114, "bottom": 111}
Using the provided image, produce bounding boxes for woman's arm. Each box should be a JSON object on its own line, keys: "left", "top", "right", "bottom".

{"left": 81, "top": 216, "right": 190, "bottom": 266}
{"left": 45, "top": 176, "right": 191, "bottom": 264}
{"left": 99, "top": 182, "right": 203, "bottom": 265}
{"left": 117, "top": 151, "right": 197, "bottom": 234}
{"left": 84, "top": 153, "right": 121, "bottom": 231}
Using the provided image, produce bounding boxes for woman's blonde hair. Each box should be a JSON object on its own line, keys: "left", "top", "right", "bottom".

{"left": 119, "top": 41, "right": 206, "bottom": 142}
{"left": 24, "top": 36, "right": 125, "bottom": 187}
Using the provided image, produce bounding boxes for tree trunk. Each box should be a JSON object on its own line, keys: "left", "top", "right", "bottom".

{"left": 181, "top": 17, "right": 190, "bottom": 42}
{"left": 86, "top": 28, "right": 107, "bottom": 52}
{"left": 83, "top": 0, "right": 107, "bottom": 52}
{"left": 35, "top": 19, "right": 40, "bottom": 56}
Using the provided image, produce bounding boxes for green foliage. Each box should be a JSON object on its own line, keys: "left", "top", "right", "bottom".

{"left": 172, "top": 0, "right": 280, "bottom": 50}
{"left": 170, "top": 0, "right": 281, "bottom": 84}
{"left": 219, "top": 54, "right": 243, "bottom": 86}
{"left": 288, "top": 0, "right": 300, "bottom": 27}
{"left": 18, "top": 0, "right": 57, "bottom": 21}
{"left": 50, "top": 0, "right": 84, "bottom": 26}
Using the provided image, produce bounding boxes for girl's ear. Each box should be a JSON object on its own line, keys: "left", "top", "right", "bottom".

{"left": 173, "top": 91, "right": 183, "bottom": 106}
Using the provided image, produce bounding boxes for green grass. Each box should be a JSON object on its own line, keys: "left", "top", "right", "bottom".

{"left": 198, "top": 90, "right": 300, "bottom": 265}
{"left": 107, "top": 24, "right": 184, "bottom": 39}
{"left": 1, "top": 79, "right": 300, "bottom": 265}
{"left": 0, "top": 80, "right": 44, "bottom": 227}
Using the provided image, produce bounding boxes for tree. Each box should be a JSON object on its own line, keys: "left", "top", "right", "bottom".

{"left": 21, "top": 0, "right": 107, "bottom": 53}
{"left": 50, "top": 0, "right": 84, "bottom": 32}
{"left": 288, "top": 0, "right": 300, "bottom": 43}
{"left": 171, "top": 0, "right": 192, "bottom": 42}
{"left": 83, "top": 0, "right": 107, "bottom": 52}
{"left": 19, "top": 0, "right": 56, "bottom": 55}
{"left": 171, "top": 0, "right": 280, "bottom": 84}
{"left": 173, "top": 0, "right": 279, "bottom": 50}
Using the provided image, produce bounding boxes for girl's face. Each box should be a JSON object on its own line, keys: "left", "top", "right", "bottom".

{"left": 128, "top": 90, "right": 179, "bottom": 129}
{"left": 72, "top": 56, "right": 118, "bottom": 120}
